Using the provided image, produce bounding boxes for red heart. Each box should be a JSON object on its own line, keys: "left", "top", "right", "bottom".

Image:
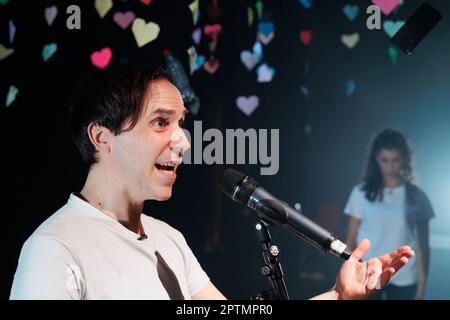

{"left": 299, "top": 30, "right": 313, "bottom": 46}
{"left": 91, "top": 47, "right": 112, "bottom": 69}
{"left": 139, "top": 0, "right": 152, "bottom": 5}
{"left": 203, "top": 59, "right": 220, "bottom": 74}
{"left": 204, "top": 24, "right": 222, "bottom": 43}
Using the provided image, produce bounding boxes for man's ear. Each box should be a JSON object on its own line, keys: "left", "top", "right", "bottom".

{"left": 86, "top": 122, "right": 113, "bottom": 154}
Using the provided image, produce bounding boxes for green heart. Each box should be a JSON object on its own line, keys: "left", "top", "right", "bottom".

{"left": 0, "top": 0, "right": 10, "bottom": 6}
{"left": 388, "top": 46, "right": 398, "bottom": 65}
{"left": 42, "top": 43, "right": 57, "bottom": 62}
{"left": 6, "top": 85, "right": 18, "bottom": 107}
{"left": 255, "top": 1, "right": 263, "bottom": 20}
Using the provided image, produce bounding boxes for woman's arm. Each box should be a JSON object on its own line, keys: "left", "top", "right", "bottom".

{"left": 415, "top": 220, "right": 430, "bottom": 299}
{"left": 346, "top": 216, "right": 361, "bottom": 251}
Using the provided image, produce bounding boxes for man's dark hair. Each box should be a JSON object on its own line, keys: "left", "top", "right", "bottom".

{"left": 68, "top": 64, "right": 172, "bottom": 168}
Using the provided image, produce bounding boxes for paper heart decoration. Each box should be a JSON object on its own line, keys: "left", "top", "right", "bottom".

{"left": 194, "top": 55, "right": 205, "bottom": 72}
{"left": 258, "top": 22, "right": 274, "bottom": 37}
{"left": 255, "top": 1, "right": 263, "bottom": 19}
{"left": 42, "top": 43, "right": 57, "bottom": 61}
{"left": 113, "top": 11, "right": 135, "bottom": 29}
{"left": 240, "top": 51, "right": 260, "bottom": 71}
{"left": 343, "top": 4, "right": 359, "bottom": 21}
{"left": 372, "top": 0, "right": 401, "bottom": 16}
{"left": 192, "top": 27, "right": 201, "bottom": 45}
{"left": 132, "top": 18, "right": 160, "bottom": 47}
{"left": 300, "top": 86, "right": 309, "bottom": 98}
{"left": 45, "top": 6, "right": 58, "bottom": 26}
{"left": 345, "top": 80, "right": 356, "bottom": 96}
{"left": 248, "top": 7, "right": 254, "bottom": 26}
{"left": 91, "top": 47, "right": 112, "bottom": 69}
{"left": 236, "top": 96, "right": 259, "bottom": 116}
{"left": 140, "top": 0, "right": 152, "bottom": 5}
{"left": 0, "top": 0, "right": 10, "bottom": 5}
{"left": 257, "top": 64, "right": 275, "bottom": 83}
{"left": 253, "top": 41, "right": 263, "bottom": 60}
{"left": 341, "top": 33, "right": 360, "bottom": 49}
{"left": 6, "top": 85, "right": 18, "bottom": 107}
{"left": 388, "top": 46, "right": 398, "bottom": 65}
{"left": 189, "top": 0, "right": 199, "bottom": 25}
{"left": 95, "top": 0, "right": 113, "bottom": 18}
{"left": 203, "top": 24, "right": 222, "bottom": 43}
{"left": 299, "top": 0, "right": 313, "bottom": 9}
{"left": 203, "top": 59, "right": 220, "bottom": 74}
{"left": 9, "top": 20, "right": 15, "bottom": 43}
{"left": 257, "top": 32, "right": 274, "bottom": 45}
{"left": 206, "top": 2, "right": 222, "bottom": 20}
{"left": 299, "top": 30, "right": 313, "bottom": 46}
{"left": 0, "top": 44, "right": 14, "bottom": 60}
{"left": 383, "top": 20, "right": 405, "bottom": 38}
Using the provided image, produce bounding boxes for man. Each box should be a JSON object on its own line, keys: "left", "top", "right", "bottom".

{"left": 10, "top": 65, "right": 414, "bottom": 299}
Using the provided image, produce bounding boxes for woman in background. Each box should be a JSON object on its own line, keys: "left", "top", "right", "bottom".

{"left": 344, "top": 128, "right": 434, "bottom": 300}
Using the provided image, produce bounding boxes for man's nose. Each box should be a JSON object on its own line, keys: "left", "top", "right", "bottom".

{"left": 169, "top": 128, "right": 191, "bottom": 153}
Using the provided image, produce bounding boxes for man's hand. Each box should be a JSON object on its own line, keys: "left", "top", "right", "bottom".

{"left": 333, "top": 239, "right": 415, "bottom": 300}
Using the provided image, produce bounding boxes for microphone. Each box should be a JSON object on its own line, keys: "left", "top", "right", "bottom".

{"left": 219, "top": 169, "right": 352, "bottom": 260}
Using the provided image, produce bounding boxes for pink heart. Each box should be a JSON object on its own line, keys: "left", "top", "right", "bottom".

{"left": 257, "top": 32, "right": 274, "bottom": 45}
{"left": 372, "top": 0, "right": 401, "bottom": 16}
{"left": 203, "top": 59, "right": 220, "bottom": 74}
{"left": 113, "top": 11, "right": 135, "bottom": 29}
{"left": 204, "top": 24, "right": 222, "bottom": 42}
{"left": 236, "top": 96, "right": 259, "bottom": 116}
{"left": 91, "top": 47, "right": 112, "bottom": 69}
{"left": 140, "top": 0, "right": 152, "bottom": 5}
{"left": 299, "top": 30, "right": 313, "bottom": 46}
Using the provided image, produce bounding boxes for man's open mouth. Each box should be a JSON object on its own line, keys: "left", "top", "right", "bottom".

{"left": 155, "top": 162, "right": 176, "bottom": 173}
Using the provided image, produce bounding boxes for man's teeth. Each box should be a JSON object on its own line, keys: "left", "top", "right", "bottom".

{"left": 155, "top": 162, "right": 176, "bottom": 171}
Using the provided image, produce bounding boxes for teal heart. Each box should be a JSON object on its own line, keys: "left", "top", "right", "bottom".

{"left": 383, "top": 20, "right": 405, "bottom": 38}
{"left": 299, "top": 0, "right": 313, "bottom": 9}
{"left": 42, "top": 43, "right": 57, "bottom": 62}
{"left": 345, "top": 80, "right": 356, "bottom": 96}
{"left": 343, "top": 4, "right": 359, "bottom": 21}
{"left": 6, "top": 85, "right": 18, "bottom": 107}
{"left": 194, "top": 55, "right": 205, "bottom": 72}
{"left": 257, "top": 22, "right": 274, "bottom": 37}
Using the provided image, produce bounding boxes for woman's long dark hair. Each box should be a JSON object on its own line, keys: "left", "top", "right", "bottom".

{"left": 362, "top": 128, "right": 414, "bottom": 202}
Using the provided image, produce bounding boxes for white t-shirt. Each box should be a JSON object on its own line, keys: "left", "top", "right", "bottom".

{"left": 344, "top": 184, "right": 417, "bottom": 286}
{"left": 10, "top": 193, "right": 210, "bottom": 299}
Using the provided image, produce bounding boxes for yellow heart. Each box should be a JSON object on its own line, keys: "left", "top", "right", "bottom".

{"left": 132, "top": 18, "right": 160, "bottom": 48}
{"left": 95, "top": 0, "right": 113, "bottom": 18}
{"left": 0, "top": 44, "right": 14, "bottom": 60}
{"left": 341, "top": 33, "right": 360, "bottom": 49}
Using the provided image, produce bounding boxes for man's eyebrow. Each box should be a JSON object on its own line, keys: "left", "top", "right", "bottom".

{"left": 150, "top": 108, "right": 189, "bottom": 117}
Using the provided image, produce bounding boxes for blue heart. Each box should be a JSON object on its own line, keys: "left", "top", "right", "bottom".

{"left": 257, "top": 22, "right": 274, "bottom": 37}
{"left": 343, "top": 4, "right": 359, "bottom": 21}
{"left": 299, "top": 0, "right": 313, "bottom": 9}
{"left": 42, "top": 43, "right": 57, "bottom": 62}
{"left": 194, "top": 55, "right": 205, "bottom": 71}
{"left": 252, "top": 41, "right": 263, "bottom": 60}
{"left": 345, "top": 80, "right": 356, "bottom": 96}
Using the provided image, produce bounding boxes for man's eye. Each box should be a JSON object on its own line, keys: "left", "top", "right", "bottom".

{"left": 152, "top": 117, "right": 169, "bottom": 128}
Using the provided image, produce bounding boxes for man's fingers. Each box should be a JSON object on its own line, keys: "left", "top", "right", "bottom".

{"left": 351, "top": 238, "right": 371, "bottom": 261}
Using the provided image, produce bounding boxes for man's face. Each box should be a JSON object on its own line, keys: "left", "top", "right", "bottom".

{"left": 109, "top": 79, "right": 190, "bottom": 201}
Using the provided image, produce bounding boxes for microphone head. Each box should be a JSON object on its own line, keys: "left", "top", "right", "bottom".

{"left": 219, "top": 169, "right": 259, "bottom": 205}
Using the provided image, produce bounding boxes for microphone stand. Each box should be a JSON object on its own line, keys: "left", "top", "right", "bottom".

{"left": 251, "top": 220, "right": 290, "bottom": 300}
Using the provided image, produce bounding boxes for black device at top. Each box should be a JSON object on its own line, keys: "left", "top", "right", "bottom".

{"left": 391, "top": 3, "right": 442, "bottom": 55}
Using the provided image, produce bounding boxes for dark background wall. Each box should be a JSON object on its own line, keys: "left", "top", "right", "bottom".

{"left": 2, "top": 0, "right": 450, "bottom": 299}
